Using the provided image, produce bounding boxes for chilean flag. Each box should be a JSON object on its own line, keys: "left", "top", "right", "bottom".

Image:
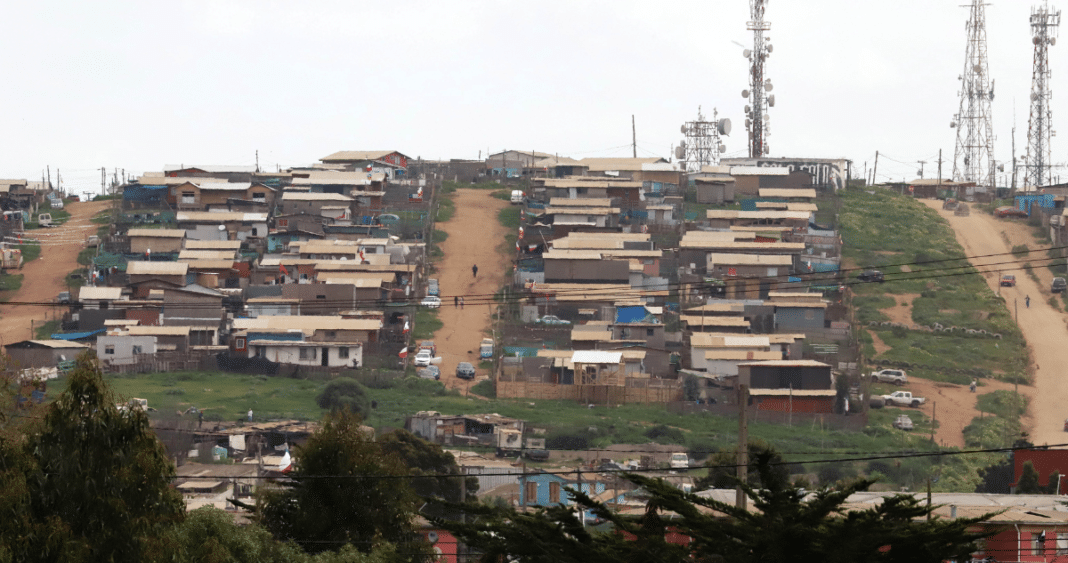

{"left": 398, "top": 347, "right": 408, "bottom": 358}
{"left": 278, "top": 450, "right": 293, "bottom": 473}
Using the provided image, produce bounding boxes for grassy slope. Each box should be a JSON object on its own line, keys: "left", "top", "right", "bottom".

{"left": 840, "top": 188, "right": 1028, "bottom": 384}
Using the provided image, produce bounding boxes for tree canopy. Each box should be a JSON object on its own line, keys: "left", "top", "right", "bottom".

{"left": 257, "top": 410, "right": 424, "bottom": 556}
{"left": 439, "top": 452, "right": 996, "bottom": 563}
{"left": 0, "top": 352, "right": 184, "bottom": 563}
{"left": 315, "top": 378, "right": 371, "bottom": 416}
{"left": 378, "top": 429, "right": 479, "bottom": 503}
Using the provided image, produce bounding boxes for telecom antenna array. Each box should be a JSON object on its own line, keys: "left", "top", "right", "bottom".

{"left": 1025, "top": 2, "right": 1060, "bottom": 189}
{"left": 676, "top": 107, "right": 732, "bottom": 172}
{"left": 742, "top": 0, "right": 774, "bottom": 158}
{"left": 951, "top": 0, "right": 996, "bottom": 189}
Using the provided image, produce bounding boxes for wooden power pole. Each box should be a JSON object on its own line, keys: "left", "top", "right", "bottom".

{"left": 632, "top": 115, "right": 637, "bottom": 158}
{"left": 736, "top": 384, "right": 749, "bottom": 510}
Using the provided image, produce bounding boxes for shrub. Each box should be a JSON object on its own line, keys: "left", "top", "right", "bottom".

{"left": 315, "top": 378, "right": 371, "bottom": 416}
{"left": 644, "top": 424, "right": 686, "bottom": 444}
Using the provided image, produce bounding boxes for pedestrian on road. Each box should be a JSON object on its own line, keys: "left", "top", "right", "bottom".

{"left": 198, "top": 409, "right": 204, "bottom": 429}
{"left": 970, "top": 379, "right": 977, "bottom": 393}
{"left": 472, "top": 264, "right": 478, "bottom": 278}
{"left": 460, "top": 297, "right": 464, "bottom": 309}
{"left": 1026, "top": 295, "right": 1031, "bottom": 308}
{"left": 247, "top": 409, "right": 253, "bottom": 422}
{"left": 454, "top": 296, "right": 458, "bottom": 308}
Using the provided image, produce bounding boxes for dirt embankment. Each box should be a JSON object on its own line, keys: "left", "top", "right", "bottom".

{"left": 0, "top": 200, "right": 110, "bottom": 346}
{"left": 431, "top": 189, "right": 509, "bottom": 393}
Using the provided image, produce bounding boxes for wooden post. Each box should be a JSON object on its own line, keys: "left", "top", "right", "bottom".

{"left": 736, "top": 384, "right": 749, "bottom": 510}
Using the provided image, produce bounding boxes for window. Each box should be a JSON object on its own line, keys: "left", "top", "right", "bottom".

{"left": 131, "top": 345, "right": 143, "bottom": 355}
{"left": 316, "top": 294, "right": 326, "bottom": 300}
{"left": 251, "top": 228, "right": 258, "bottom": 236}
{"left": 299, "top": 348, "right": 317, "bottom": 360}
{"left": 1034, "top": 532, "right": 1047, "bottom": 556}
{"left": 549, "top": 481, "right": 561, "bottom": 503}
{"left": 255, "top": 346, "right": 265, "bottom": 358}
{"left": 647, "top": 328, "right": 655, "bottom": 337}
{"left": 525, "top": 481, "right": 538, "bottom": 505}
{"left": 104, "top": 345, "right": 115, "bottom": 355}
{"left": 326, "top": 331, "right": 337, "bottom": 338}
{"left": 235, "top": 337, "right": 246, "bottom": 349}
{"left": 181, "top": 192, "right": 195, "bottom": 204}
{"left": 338, "top": 347, "right": 349, "bottom": 359}
{"left": 252, "top": 192, "right": 266, "bottom": 202}
{"left": 277, "top": 218, "right": 289, "bottom": 228}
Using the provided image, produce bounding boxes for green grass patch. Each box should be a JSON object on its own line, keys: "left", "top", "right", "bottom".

{"left": 0, "top": 274, "right": 24, "bottom": 293}
{"left": 77, "top": 247, "right": 96, "bottom": 266}
{"left": 1011, "top": 244, "right": 1030, "bottom": 258}
{"left": 470, "top": 379, "right": 495, "bottom": 398}
{"left": 432, "top": 230, "right": 448, "bottom": 243}
{"left": 34, "top": 320, "right": 60, "bottom": 339}
{"left": 976, "top": 389, "right": 1028, "bottom": 418}
{"left": 91, "top": 209, "right": 113, "bottom": 224}
{"left": 413, "top": 308, "right": 443, "bottom": 340}
{"left": 491, "top": 189, "right": 512, "bottom": 201}
{"left": 498, "top": 206, "right": 521, "bottom": 229}
{"left": 17, "top": 242, "right": 41, "bottom": 263}
{"left": 436, "top": 195, "right": 456, "bottom": 223}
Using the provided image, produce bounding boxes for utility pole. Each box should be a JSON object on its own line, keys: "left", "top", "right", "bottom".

{"left": 736, "top": 384, "right": 749, "bottom": 510}
{"left": 872, "top": 151, "right": 879, "bottom": 185}
{"left": 100, "top": 167, "right": 106, "bottom": 197}
{"left": 917, "top": 160, "right": 926, "bottom": 179}
{"left": 632, "top": 115, "right": 637, "bottom": 158}
{"left": 937, "top": 149, "right": 943, "bottom": 192}
{"left": 256, "top": 150, "right": 260, "bottom": 173}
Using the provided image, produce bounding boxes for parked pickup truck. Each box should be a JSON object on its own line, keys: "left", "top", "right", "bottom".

{"left": 870, "top": 369, "right": 908, "bottom": 385}
{"left": 881, "top": 391, "right": 926, "bottom": 408}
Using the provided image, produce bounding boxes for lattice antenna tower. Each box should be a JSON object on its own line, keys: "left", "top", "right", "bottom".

{"left": 1025, "top": 2, "right": 1060, "bottom": 189}
{"left": 676, "top": 107, "right": 732, "bottom": 172}
{"left": 742, "top": 0, "right": 775, "bottom": 158}
{"left": 951, "top": 0, "right": 996, "bottom": 188}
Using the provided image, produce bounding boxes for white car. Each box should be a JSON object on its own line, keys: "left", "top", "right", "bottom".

{"left": 413, "top": 350, "right": 433, "bottom": 367}
{"left": 420, "top": 296, "right": 441, "bottom": 308}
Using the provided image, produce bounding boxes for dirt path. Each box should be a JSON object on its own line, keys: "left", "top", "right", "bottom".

{"left": 906, "top": 376, "right": 1021, "bottom": 448}
{"left": 432, "top": 189, "right": 509, "bottom": 393}
{"left": 919, "top": 200, "right": 1068, "bottom": 445}
{"left": 0, "top": 200, "right": 110, "bottom": 346}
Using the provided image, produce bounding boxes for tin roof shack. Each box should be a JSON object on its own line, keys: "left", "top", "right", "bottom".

{"left": 707, "top": 254, "right": 794, "bottom": 300}
{"left": 767, "top": 292, "right": 828, "bottom": 331}
{"left": 544, "top": 202, "right": 620, "bottom": 231}
{"left": 128, "top": 228, "right": 186, "bottom": 255}
{"left": 237, "top": 330, "right": 364, "bottom": 368}
{"left": 739, "top": 360, "right": 835, "bottom": 414}
{"left": 580, "top": 157, "right": 674, "bottom": 182}
{"left": 126, "top": 325, "right": 192, "bottom": 353}
{"left": 77, "top": 286, "right": 125, "bottom": 310}
{"left": 97, "top": 330, "right": 157, "bottom": 366}
{"left": 612, "top": 305, "right": 665, "bottom": 349}
{"left": 758, "top": 188, "right": 817, "bottom": 201}
{"left": 694, "top": 174, "right": 737, "bottom": 205}
{"left": 704, "top": 209, "right": 810, "bottom": 232}
{"left": 126, "top": 261, "right": 189, "bottom": 294}
{"left": 161, "top": 285, "right": 225, "bottom": 344}
{"left": 173, "top": 462, "right": 259, "bottom": 513}
{"left": 532, "top": 157, "right": 590, "bottom": 178}
{"left": 729, "top": 166, "right": 811, "bottom": 196}
{"left": 280, "top": 192, "right": 354, "bottom": 217}
{"left": 276, "top": 282, "right": 388, "bottom": 315}
{"left": 688, "top": 333, "right": 780, "bottom": 374}
{"left": 406, "top": 412, "right": 524, "bottom": 446}
{"left": 232, "top": 315, "right": 381, "bottom": 345}
{"left": 320, "top": 150, "right": 410, "bottom": 176}
{"left": 4, "top": 340, "right": 88, "bottom": 369}
{"left": 486, "top": 150, "right": 555, "bottom": 178}
{"left": 169, "top": 180, "right": 277, "bottom": 212}
{"left": 518, "top": 469, "right": 608, "bottom": 510}
{"left": 175, "top": 212, "right": 268, "bottom": 242}
{"left": 537, "top": 178, "right": 644, "bottom": 206}
{"left": 543, "top": 250, "right": 629, "bottom": 284}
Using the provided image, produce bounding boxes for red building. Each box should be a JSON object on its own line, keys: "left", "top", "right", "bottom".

{"left": 1013, "top": 449, "right": 1068, "bottom": 494}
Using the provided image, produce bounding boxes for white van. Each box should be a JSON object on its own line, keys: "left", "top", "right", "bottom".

{"left": 669, "top": 453, "right": 689, "bottom": 469}
{"left": 510, "top": 190, "right": 524, "bottom": 205}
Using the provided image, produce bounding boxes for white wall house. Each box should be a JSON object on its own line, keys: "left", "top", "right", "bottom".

{"left": 247, "top": 340, "right": 363, "bottom": 368}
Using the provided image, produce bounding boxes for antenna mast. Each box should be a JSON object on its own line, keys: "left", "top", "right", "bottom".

{"left": 743, "top": 0, "right": 773, "bottom": 158}
{"left": 1025, "top": 2, "right": 1060, "bottom": 190}
{"left": 677, "top": 106, "right": 731, "bottom": 172}
{"left": 951, "top": 0, "right": 996, "bottom": 189}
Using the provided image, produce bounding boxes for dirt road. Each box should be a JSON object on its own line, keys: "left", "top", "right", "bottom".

{"left": 431, "top": 189, "right": 509, "bottom": 393}
{"left": 920, "top": 200, "right": 1068, "bottom": 446}
{"left": 0, "top": 200, "right": 110, "bottom": 346}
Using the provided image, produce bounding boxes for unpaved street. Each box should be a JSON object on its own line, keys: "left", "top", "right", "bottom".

{"left": 0, "top": 200, "right": 109, "bottom": 346}
{"left": 921, "top": 200, "right": 1068, "bottom": 446}
{"left": 431, "top": 189, "right": 509, "bottom": 393}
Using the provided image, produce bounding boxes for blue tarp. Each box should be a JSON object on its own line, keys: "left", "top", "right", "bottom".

{"left": 504, "top": 346, "right": 542, "bottom": 357}
{"left": 615, "top": 305, "right": 652, "bottom": 324}
{"left": 50, "top": 329, "right": 105, "bottom": 341}
{"left": 1015, "top": 194, "right": 1055, "bottom": 214}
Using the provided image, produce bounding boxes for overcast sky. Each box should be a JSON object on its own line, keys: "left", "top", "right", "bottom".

{"left": 1, "top": 0, "right": 1064, "bottom": 192}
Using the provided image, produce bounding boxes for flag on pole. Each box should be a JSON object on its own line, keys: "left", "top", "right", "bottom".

{"left": 518, "top": 226, "right": 524, "bottom": 240}
{"left": 403, "top": 321, "right": 410, "bottom": 334}
{"left": 279, "top": 263, "right": 290, "bottom": 277}
{"left": 359, "top": 250, "right": 365, "bottom": 261}
{"left": 398, "top": 347, "right": 408, "bottom": 358}
{"left": 515, "top": 240, "right": 520, "bottom": 251}
{"left": 278, "top": 449, "right": 293, "bottom": 473}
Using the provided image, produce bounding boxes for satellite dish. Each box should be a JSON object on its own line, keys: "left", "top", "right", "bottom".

{"left": 768, "top": 95, "right": 775, "bottom": 107}
{"left": 1034, "top": 36, "right": 1042, "bottom": 45}
{"left": 679, "top": 140, "right": 687, "bottom": 150}
{"left": 681, "top": 124, "right": 687, "bottom": 134}
{"left": 218, "top": 224, "right": 226, "bottom": 231}
{"left": 1051, "top": 37, "right": 1057, "bottom": 46}
{"left": 674, "top": 146, "right": 686, "bottom": 159}
{"left": 998, "top": 164, "right": 1005, "bottom": 172}
{"left": 765, "top": 82, "right": 774, "bottom": 92}
{"left": 743, "top": 49, "right": 752, "bottom": 58}
{"left": 744, "top": 105, "right": 751, "bottom": 114}
{"left": 719, "top": 144, "right": 727, "bottom": 153}
{"left": 745, "top": 119, "right": 752, "bottom": 128}
{"left": 766, "top": 44, "right": 773, "bottom": 53}
{"left": 742, "top": 89, "right": 750, "bottom": 98}
{"left": 950, "top": 121, "right": 957, "bottom": 128}
{"left": 427, "top": 532, "right": 439, "bottom": 544}
{"left": 718, "top": 118, "right": 732, "bottom": 135}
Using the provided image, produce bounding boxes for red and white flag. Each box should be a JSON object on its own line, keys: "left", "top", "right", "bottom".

{"left": 278, "top": 450, "right": 292, "bottom": 473}
{"left": 403, "top": 321, "right": 410, "bottom": 334}
{"left": 398, "top": 347, "right": 408, "bottom": 358}
{"left": 518, "top": 226, "right": 524, "bottom": 240}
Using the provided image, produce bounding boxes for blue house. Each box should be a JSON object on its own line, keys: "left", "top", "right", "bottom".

{"left": 519, "top": 470, "right": 607, "bottom": 508}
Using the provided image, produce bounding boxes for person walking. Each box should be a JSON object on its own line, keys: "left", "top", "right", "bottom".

{"left": 460, "top": 297, "right": 464, "bottom": 309}
{"left": 472, "top": 264, "right": 478, "bottom": 278}
{"left": 198, "top": 409, "right": 204, "bottom": 429}
{"left": 247, "top": 409, "right": 253, "bottom": 422}
{"left": 454, "top": 296, "right": 458, "bottom": 308}
{"left": 970, "top": 379, "right": 977, "bottom": 393}
{"left": 1026, "top": 295, "right": 1031, "bottom": 308}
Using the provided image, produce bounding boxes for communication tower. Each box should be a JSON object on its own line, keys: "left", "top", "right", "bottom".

{"left": 741, "top": 0, "right": 774, "bottom": 158}
{"left": 676, "top": 107, "right": 731, "bottom": 172}
{"left": 1025, "top": 2, "right": 1060, "bottom": 189}
{"left": 951, "top": 0, "right": 996, "bottom": 189}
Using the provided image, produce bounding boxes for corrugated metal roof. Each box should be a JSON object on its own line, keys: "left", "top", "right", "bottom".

{"left": 23, "top": 339, "right": 89, "bottom": 348}
{"left": 178, "top": 250, "right": 237, "bottom": 260}
{"left": 321, "top": 150, "right": 404, "bottom": 162}
{"left": 282, "top": 192, "right": 353, "bottom": 201}
{"left": 184, "top": 240, "right": 241, "bottom": 250}
{"left": 758, "top": 188, "right": 817, "bottom": 199}
{"left": 176, "top": 212, "right": 267, "bottom": 222}
{"left": 571, "top": 350, "right": 623, "bottom": 364}
{"left": 163, "top": 164, "right": 258, "bottom": 173}
{"left": 570, "top": 330, "right": 613, "bottom": 342}
{"left": 704, "top": 350, "right": 782, "bottom": 360}
{"left": 580, "top": 157, "right": 667, "bottom": 172}
{"left": 128, "top": 228, "right": 186, "bottom": 238}
{"left": 730, "top": 166, "right": 790, "bottom": 176}
{"left": 691, "top": 333, "right": 770, "bottom": 348}
{"left": 232, "top": 315, "right": 381, "bottom": 332}
{"left": 78, "top": 286, "right": 123, "bottom": 301}
{"left": 705, "top": 210, "right": 810, "bottom": 220}
{"left": 127, "top": 326, "right": 192, "bottom": 336}
{"left": 126, "top": 261, "right": 189, "bottom": 276}
{"left": 707, "top": 253, "right": 794, "bottom": 266}
{"left": 737, "top": 359, "right": 831, "bottom": 367}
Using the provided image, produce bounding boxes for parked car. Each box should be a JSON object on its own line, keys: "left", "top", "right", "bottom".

{"left": 1000, "top": 274, "right": 1016, "bottom": 287}
{"left": 56, "top": 291, "right": 71, "bottom": 304}
{"left": 537, "top": 315, "right": 571, "bottom": 325}
{"left": 1053, "top": 277, "right": 1067, "bottom": 293}
{"left": 419, "top": 340, "right": 436, "bottom": 356}
{"left": 417, "top": 366, "right": 440, "bottom": 380}
{"left": 510, "top": 190, "right": 524, "bottom": 204}
{"left": 427, "top": 278, "right": 440, "bottom": 296}
{"left": 669, "top": 453, "right": 690, "bottom": 469}
{"left": 994, "top": 206, "right": 1029, "bottom": 218}
{"left": 413, "top": 350, "right": 434, "bottom": 367}
{"left": 870, "top": 369, "right": 908, "bottom": 385}
{"left": 857, "top": 270, "right": 884, "bottom": 283}
{"left": 456, "top": 362, "right": 476, "bottom": 380}
{"left": 420, "top": 296, "right": 442, "bottom": 308}
{"left": 892, "top": 414, "right": 914, "bottom": 431}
